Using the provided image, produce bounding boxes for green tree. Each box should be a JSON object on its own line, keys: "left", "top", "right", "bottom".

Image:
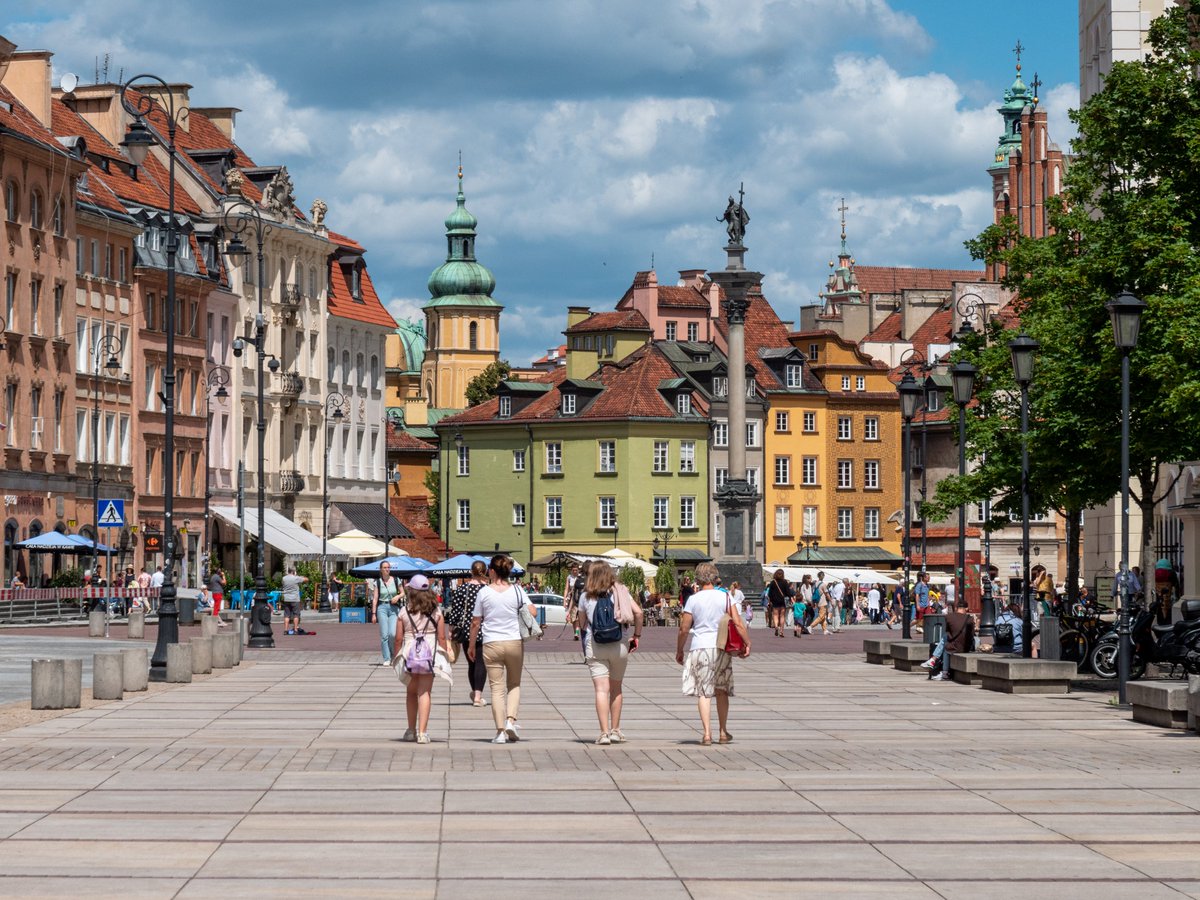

{"left": 653, "top": 558, "right": 677, "bottom": 597}
{"left": 423, "top": 469, "right": 440, "bottom": 532}
{"left": 464, "top": 360, "right": 512, "bottom": 408}
{"left": 618, "top": 564, "right": 645, "bottom": 596}
{"left": 933, "top": 3, "right": 1200, "bottom": 596}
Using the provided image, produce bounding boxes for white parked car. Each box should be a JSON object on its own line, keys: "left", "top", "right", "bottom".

{"left": 525, "top": 592, "right": 568, "bottom": 625}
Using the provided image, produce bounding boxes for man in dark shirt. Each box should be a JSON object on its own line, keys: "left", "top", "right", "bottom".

{"left": 932, "top": 598, "right": 976, "bottom": 680}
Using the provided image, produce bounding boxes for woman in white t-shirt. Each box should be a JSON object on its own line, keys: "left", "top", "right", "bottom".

{"left": 468, "top": 555, "right": 538, "bottom": 744}
{"left": 577, "top": 564, "right": 643, "bottom": 745}
{"left": 675, "top": 562, "right": 750, "bottom": 745}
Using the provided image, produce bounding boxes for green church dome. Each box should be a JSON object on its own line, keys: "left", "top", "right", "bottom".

{"left": 425, "top": 170, "right": 501, "bottom": 309}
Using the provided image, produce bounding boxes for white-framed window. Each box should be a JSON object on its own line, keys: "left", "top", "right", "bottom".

{"left": 513, "top": 503, "right": 526, "bottom": 526}
{"left": 746, "top": 467, "right": 759, "bottom": 490}
{"left": 745, "top": 421, "right": 759, "bottom": 447}
{"left": 53, "top": 390, "right": 63, "bottom": 452}
{"left": 803, "top": 506, "right": 818, "bottom": 536}
{"left": 927, "top": 389, "right": 942, "bottom": 412}
{"left": 599, "top": 496, "right": 616, "bottom": 529}
{"left": 498, "top": 395, "right": 511, "bottom": 417}
{"left": 802, "top": 457, "right": 817, "bottom": 486}
{"left": 837, "top": 507, "right": 853, "bottom": 539}
{"left": 774, "top": 505, "right": 791, "bottom": 537}
{"left": 864, "top": 416, "right": 879, "bottom": 440}
{"left": 545, "top": 442, "right": 562, "bottom": 474}
{"left": 856, "top": 375, "right": 865, "bottom": 391}
{"left": 803, "top": 410, "right": 816, "bottom": 433}
{"left": 841, "top": 375, "right": 851, "bottom": 391}
{"left": 971, "top": 502, "right": 987, "bottom": 523}
{"left": 746, "top": 380, "right": 757, "bottom": 399}
{"left": 687, "top": 321, "right": 699, "bottom": 342}
{"left": 5, "top": 272, "right": 16, "bottom": 331}
{"left": 513, "top": 449, "right": 525, "bottom": 472}
{"left": 29, "top": 278, "right": 40, "bottom": 335}
{"left": 785, "top": 363, "right": 803, "bottom": 387}
{"left": 545, "top": 496, "right": 563, "bottom": 529}
{"left": 665, "top": 321, "right": 677, "bottom": 341}
{"left": 561, "top": 393, "right": 576, "bottom": 415}
{"left": 653, "top": 496, "right": 669, "bottom": 529}
{"left": 676, "top": 393, "right": 691, "bottom": 415}
{"left": 837, "top": 460, "right": 853, "bottom": 489}
{"left": 864, "top": 460, "right": 880, "bottom": 490}
{"left": 715, "top": 467, "right": 728, "bottom": 489}
{"left": 599, "top": 440, "right": 616, "bottom": 473}
{"left": 679, "top": 441, "right": 696, "bottom": 473}
{"left": 119, "top": 413, "right": 130, "bottom": 465}
{"left": 53, "top": 283, "right": 63, "bottom": 334}
{"left": 713, "top": 422, "right": 728, "bottom": 447}
{"left": 864, "top": 507, "right": 880, "bottom": 539}
{"left": 457, "top": 444, "right": 469, "bottom": 476}
{"left": 775, "top": 411, "right": 789, "bottom": 432}
{"left": 712, "top": 376, "right": 728, "bottom": 397}
{"left": 837, "top": 416, "right": 852, "bottom": 440}
{"left": 774, "top": 456, "right": 790, "bottom": 486}
{"left": 1030, "top": 510, "right": 1049, "bottom": 523}
{"left": 457, "top": 499, "right": 470, "bottom": 531}
{"left": 29, "top": 387, "right": 42, "bottom": 450}
{"left": 52, "top": 197, "right": 63, "bottom": 236}
{"left": 680, "top": 496, "right": 696, "bottom": 529}
{"left": 653, "top": 441, "right": 669, "bottom": 473}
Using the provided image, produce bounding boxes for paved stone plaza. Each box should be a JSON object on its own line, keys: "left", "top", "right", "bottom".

{"left": 0, "top": 648, "right": 1198, "bottom": 898}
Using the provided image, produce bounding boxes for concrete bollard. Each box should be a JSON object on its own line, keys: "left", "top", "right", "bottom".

{"left": 1188, "top": 675, "right": 1200, "bottom": 732}
{"left": 62, "top": 658, "right": 82, "bottom": 708}
{"left": 190, "top": 636, "right": 213, "bottom": 674}
{"left": 92, "top": 653, "right": 124, "bottom": 701}
{"left": 88, "top": 610, "right": 106, "bottom": 637}
{"left": 236, "top": 614, "right": 249, "bottom": 647}
{"left": 166, "top": 644, "right": 193, "bottom": 683}
{"left": 121, "top": 648, "right": 149, "bottom": 692}
{"left": 127, "top": 609, "right": 145, "bottom": 639}
{"left": 201, "top": 616, "right": 219, "bottom": 638}
{"left": 31, "top": 659, "right": 65, "bottom": 710}
{"left": 212, "top": 632, "right": 239, "bottom": 669}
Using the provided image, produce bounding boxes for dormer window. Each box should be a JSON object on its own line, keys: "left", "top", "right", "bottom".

{"left": 499, "top": 395, "right": 511, "bottom": 418}
{"left": 350, "top": 264, "right": 362, "bottom": 301}
{"left": 785, "top": 363, "right": 803, "bottom": 387}
{"left": 676, "top": 393, "right": 691, "bottom": 415}
{"left": 926, "top": 390, "right": 942, "bottom": 412}
{"left": 583, "top": 336, "right": 593, "bottom": 350}
{"left": 562, "top": 393, "right": 576, "bottom": 415}
{"left": 712, "top": 376, "right": 728, "bottom": 398}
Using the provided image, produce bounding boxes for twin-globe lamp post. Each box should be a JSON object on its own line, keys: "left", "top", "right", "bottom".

{"left": 1107, "top": 288, "right": 1146, "bottom": 704}
{"left": 1008, "top": 331, "right": 1039, "bottom": 659}
{"left": 897, "top": 371, "right": 924, "bottom": 639}
{"left": 320, "top": 392, "right": 347, "bottom": 613}
{"left": 949, "top": 355, "right": 978, "bottom": 618}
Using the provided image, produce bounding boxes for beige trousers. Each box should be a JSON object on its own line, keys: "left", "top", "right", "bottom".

{"left": 482, "top": 639, "right": 524, "bottom": 730}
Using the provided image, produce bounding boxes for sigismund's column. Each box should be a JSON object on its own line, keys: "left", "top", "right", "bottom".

{"left": 708, "top": 187, "right": 764, "bottom": 596}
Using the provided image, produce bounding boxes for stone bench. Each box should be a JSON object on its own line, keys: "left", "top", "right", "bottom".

{"left": 947, "top": 652, "right": 988, "bottom": 685}
{"left": 891, "top": 641, "right": 932, "bottom": 672}
{"left": 1128, "top": 682, "right": 1190, "bottom": 730}
{"left": 1190, "top": 675, "right": 1200, "bottom": 731}
{"left": 978, "top": 658, "right": 1077, "bottom": 694}
{"left": 864, "top": 638, "right": 901, "bottom": 665}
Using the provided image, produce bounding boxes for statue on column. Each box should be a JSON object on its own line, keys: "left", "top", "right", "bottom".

{"left": 719, "top": 194, "right": 750, "bottom": 245}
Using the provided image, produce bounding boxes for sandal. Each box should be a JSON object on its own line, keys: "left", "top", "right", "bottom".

{"left": 719, "top": 732, "right": 734, "bottom": 744}
{"left": 700, "top": 735, "right": 712, "bottom": 746}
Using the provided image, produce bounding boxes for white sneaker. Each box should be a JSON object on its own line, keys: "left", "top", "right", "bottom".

{"left": 402, "top": 728, "right": 416, "bottom": 742}
{"left": 504, "top": 720, "right": 520, "bottom": 742}
{"left": 595, "top": 733, "right": 611, "bottom": 745}
{"left": 416, "top": 733, "right": 430, "bottom": 744}
{"left": 491, "top": 732, "right": 509, "bottom": 744}
{"left": 920, "top": 658, "right": 935, "bottom": 669}
{"left": 934, "top": 673, "right": 950, "bottom": 681}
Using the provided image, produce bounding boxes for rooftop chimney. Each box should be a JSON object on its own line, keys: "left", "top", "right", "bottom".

{"left": 4, "top": 49, "right": 53, "bottom": 128}
{"left": 192, "top": 106, "right": 240, "bottom": 140}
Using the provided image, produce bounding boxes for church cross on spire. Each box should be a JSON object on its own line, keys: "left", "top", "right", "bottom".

{"left": 1030, "top": 71, "right": 1042, "bottom": 105}
{"left": 1013, "top": 39, "right": 1024, "bottom": 72}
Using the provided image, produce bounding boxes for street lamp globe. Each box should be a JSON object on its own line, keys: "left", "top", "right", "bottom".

{"left": 897, "top": 371, "right": 923, "bottom": 421}
{"left": 1107, "top": 288, "right": 1147, "bottom": 351}
{"left": 949, "top": 360, "right": 978, "bottom": 407}
{"left": 1008, "top": 332, "right": 1039, "bottom": 387}
{"left": 119, "top": 117, "right": 154, "bottom": 167}
{"left": 223, "top": 236, "right": 250, "bottom": 267}
{"left": 104, "top": 354, "right": 121, "bottom": 377}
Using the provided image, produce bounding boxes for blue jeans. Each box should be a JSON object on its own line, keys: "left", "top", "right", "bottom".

{"left": 377, "top": 602, "right": 399, "bottom": 663}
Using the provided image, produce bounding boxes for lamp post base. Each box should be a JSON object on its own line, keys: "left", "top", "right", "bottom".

{"left": 248, "top": 579, "right": 275, "bottom": 648}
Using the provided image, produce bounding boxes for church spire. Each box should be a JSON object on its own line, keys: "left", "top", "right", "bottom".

{"left": 991, "top": 40, "right": 1033, "bottom": 172}
{"left": 425, "top": 164, "right": 500, "bottom": 309}
{"left": 820, "top": 197, "right": 861, "bottom": 312}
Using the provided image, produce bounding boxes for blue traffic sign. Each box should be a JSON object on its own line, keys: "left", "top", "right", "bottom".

{"left": 97, "top": 499, "right": 125, "bottom": 527}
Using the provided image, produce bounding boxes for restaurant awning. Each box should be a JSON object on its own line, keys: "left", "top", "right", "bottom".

{"left": 211, "top": 507, "right": 348, "bottom": 562}
{"left": 330, "top": 502, "right": 414, "bottom": 540}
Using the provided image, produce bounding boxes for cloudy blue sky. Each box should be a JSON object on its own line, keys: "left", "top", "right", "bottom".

{"left": 5, "top": 0, "right": 1079, "bottom": 365}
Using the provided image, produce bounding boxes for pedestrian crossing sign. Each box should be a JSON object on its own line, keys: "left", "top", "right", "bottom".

{"left": 97, "top": 499, "right": 125, "bottom": 527}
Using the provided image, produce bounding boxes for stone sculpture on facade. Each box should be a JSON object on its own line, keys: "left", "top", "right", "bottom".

{"left": 261, "top": 167, "right": 295, "bottom": 216}
{"left": 310, "top": 198, "right": 328, "bottom": 226}
{"left": 225, "top": 167, "right": 245, "bottom": 196}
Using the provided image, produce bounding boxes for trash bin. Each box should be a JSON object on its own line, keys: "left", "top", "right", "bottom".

{"left": 922, "top": 613, "right": 946, "bottom": 647}
{"left": 178, "top": 596, "right": 196, "bottom": 626}
{"left": 1039, "top": 615, "right": 1060, "bottom": 660}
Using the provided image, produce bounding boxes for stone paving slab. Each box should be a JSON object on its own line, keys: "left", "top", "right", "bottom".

{"left": 0, "top": 651, "right": 1196, "bottom": 895}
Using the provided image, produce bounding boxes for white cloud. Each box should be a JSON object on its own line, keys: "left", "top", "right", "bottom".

{"left": 386, "top": 297, "right": 426, "bottom": 326}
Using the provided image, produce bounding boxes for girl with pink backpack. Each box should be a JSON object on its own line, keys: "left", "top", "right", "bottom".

{"left": 394, "top": 575, "right": 450, "bottom": 744}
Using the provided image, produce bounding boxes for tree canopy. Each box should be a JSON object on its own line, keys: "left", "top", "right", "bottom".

{"left": 464, "top": 360, "right": 512, "bottom": 408}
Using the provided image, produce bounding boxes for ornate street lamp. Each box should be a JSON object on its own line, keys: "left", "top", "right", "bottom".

{"left": 1008, "top": 331, "right": 1039, "bottom": 658}
{"left": 202, "top": 365, "right": 231, "bottom": 591}
{"left": 121, "top": 74, "right": 183, "bottom": 680}
{"left": 897, "top": 371, "right": 924, "bottom": 639}
{"left": 796, "top": 537, "right": 819, "bottom": 563}
{"left": 1107, "top": 288, "right": 1146, "bottom": 703}
{"left": 223, "top": 199, "right": 278, "bottom": 648}
{"left": 320, "top": 392, "right": 347, "bottom": 613}
{"left": 90, "top": 334, "right": 123, "bottom": 592}
{"left": 949, "top": 358, "right": 978, "bottom": 613}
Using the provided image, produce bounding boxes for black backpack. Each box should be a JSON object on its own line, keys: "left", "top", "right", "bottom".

{"left": 994, "top": 618, "right": 1015, "bottom": 650}
{"left": 590, "top": 592, "right": 623, "bottom": 644}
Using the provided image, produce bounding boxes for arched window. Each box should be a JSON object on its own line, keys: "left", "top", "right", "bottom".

{"left": 370, "top": 354, "right": 379, "bottom": 388}
{"left": 308, "top": 266, "right": 316, "bottom": 298}
{"left": 52, "top": 198, "right": 63, "bottom": 236}
{"left": 341, "top": 350, "right": 350, "bottom": 384}
{"left": 327, "top": 347, "right": 335, "bottom": 383}
{"left": 425, "top": 380, "right": 433, "bottom": 401}
{"left": 356, "top": 352, "right": 365, "bottom": 389}
{"left": 469, "top": 321, "right": 478, "bottom": 350}
{"left": 4, "top": 181, "right": 18, "bottom": 222}
{"left": 30, "top": 190, "right": 43, "bottom": 230}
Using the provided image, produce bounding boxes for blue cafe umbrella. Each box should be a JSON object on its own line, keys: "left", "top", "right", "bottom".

{"left": 350, "top": 555, "right": 431, "bottom": 577}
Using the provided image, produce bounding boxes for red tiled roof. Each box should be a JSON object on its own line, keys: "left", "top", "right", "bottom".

{"left": 863, "top": 310, "right": 902, "bottom": 343}
{"left": 715, "top": 293, "right": 799, "bottom": 388}
{"left": 657, "top": 285, "right": 710, "bottom": 309}
{"left": 0, "top": 85, "right": 63, "bottom": 151}
{"left": 327, "top": 231, "right": 398, "bottom": 329}
{"left": 441, "top": 343, "right": 706, "bottom": 426}
{"left": 532, "top": 344, "right": 567, "bottom": 365}
{"left": 909, "top": 308, "right": 954, "bottom": 358}
{"left": 564, "top": 309, "right": 651, "bottom": 334}
{"left": 388, "top": 430, "right": 436, "bottom": 453}
{"left": 855, "top": 266, "right": 985, "bottom": 296}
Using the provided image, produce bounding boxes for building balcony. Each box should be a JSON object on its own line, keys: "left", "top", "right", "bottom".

{"left": 282, "top": 283, "right": 302, "bottom": 306}
{"left": 278, "top": 470, "right": 305, "bottom": 494}
{"left": 279, "top": 371, "right": 304, "bottom": 399}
